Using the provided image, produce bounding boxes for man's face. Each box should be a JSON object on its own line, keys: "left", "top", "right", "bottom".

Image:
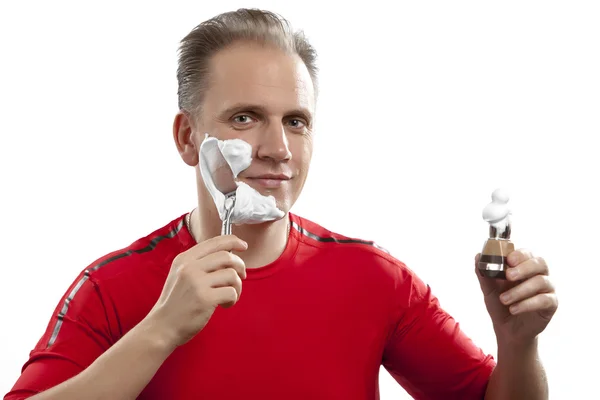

{"left": 194, "top": 43, "right": 316, "bottom": 215}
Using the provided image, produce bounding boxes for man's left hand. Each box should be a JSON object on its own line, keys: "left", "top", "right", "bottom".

{"left": 475, "top": 249, "right": 558, "bottom": 345}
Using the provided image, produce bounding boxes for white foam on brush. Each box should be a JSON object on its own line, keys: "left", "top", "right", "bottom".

{"left": 199, "top": 134, "right": 284, "bottom": 225}
{"left": 482, "top": 188, "right": 511, "bottom": 236}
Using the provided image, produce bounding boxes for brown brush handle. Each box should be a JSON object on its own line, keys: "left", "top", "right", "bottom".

{"left": 477, "top": 239, "right": 515, "bottom": 280}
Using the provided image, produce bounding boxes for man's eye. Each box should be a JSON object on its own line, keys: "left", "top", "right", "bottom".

{"left": 288, "top": 119, "right": 306, "bottom": 128}
{"left": 233, "top": 115, "right": 254, "bottom": 124}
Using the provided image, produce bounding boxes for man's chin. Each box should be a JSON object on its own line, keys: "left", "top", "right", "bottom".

{"left": 275, "top": 200, "right": 291, "bottom": 216}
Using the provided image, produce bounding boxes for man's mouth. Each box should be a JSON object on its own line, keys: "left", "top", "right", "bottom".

{"left": 244, "top": 174, "right": 291, "bottom": 189}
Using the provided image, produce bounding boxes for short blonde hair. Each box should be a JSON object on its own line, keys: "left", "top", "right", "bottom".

{"left": 177, "top": 8, "right": 319, "bottom": 116}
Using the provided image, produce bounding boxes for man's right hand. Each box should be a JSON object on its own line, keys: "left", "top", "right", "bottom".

{"left": 147, "top": 235, "right": 248, "bottom": 348}
{"left": 14, "top": 235, "right": 248, "bottom": 400}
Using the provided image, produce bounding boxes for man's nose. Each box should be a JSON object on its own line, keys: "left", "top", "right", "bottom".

{"left": 255, "top": 121, "right": 292, "bottom": 162}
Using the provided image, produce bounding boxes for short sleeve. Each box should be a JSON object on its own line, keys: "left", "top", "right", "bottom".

{"left": 4, "top": 272, "right": 116, "bottom": 399}
{"left": 382, "top": 269, "right": 496, "bottom": 400}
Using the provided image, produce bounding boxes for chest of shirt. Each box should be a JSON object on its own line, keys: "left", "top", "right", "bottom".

{"left": 137, "top": 269, "right": 395, "bottom": 399}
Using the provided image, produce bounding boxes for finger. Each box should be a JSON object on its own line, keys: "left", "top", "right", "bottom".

{"left": 474, "top": 253, "right": 507, "bottom": 296}
{"left": 202, "top": 250, "right": 247, "bottom": 280}
{"left": 499, "top": 274, "right": 555, "bottom": 307}
{"left": 475, "top": 253, "right": 494, "bottom": 293}
{"left": 507, "top": 248, "right": 535, "bottom": 268}
{"left": 185, "top": 235, "right": 248, "bottom": 260}
{"left": 206, "top": 268, "right": 243, "bottom": 296}
{"left": 507, "top": 292, "right": 558, "bottom": 318}
{"left": 212, "top": 286, "right": 240, "bottom": 309}
{"left": 505, "top": 256, "right": 549, "bottom": 281}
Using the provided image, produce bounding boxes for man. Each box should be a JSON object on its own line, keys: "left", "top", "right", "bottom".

{"left": 5, "top": 8, "right": 558, "bottom": 400}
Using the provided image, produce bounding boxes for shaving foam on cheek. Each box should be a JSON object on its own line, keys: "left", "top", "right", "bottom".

{"left": 218, "top": 139, "right": 252, "bottom": 178}
{"left": 199, "top": 134, "right": 285, "bottom": 225}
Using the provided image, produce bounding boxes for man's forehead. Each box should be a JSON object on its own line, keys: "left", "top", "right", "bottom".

{"left": 207, "top": 45, "right": 315, "bottom": 113}
{"left": 216, "top": 83, "right": 314, "bottom": 114}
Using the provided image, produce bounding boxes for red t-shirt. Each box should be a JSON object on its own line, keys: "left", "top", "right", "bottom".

{"left": 5, "top": 212, "right": 495, "bottom": 400}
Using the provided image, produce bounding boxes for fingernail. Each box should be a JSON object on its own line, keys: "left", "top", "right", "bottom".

{"left": 507, "top": 268, "right": 519, "bottom": 280}
{"left": 500, "top": 293, "right": 511, "bottom": 304}
{"left": 508, "top": 253, "right": 519, "bottom": 265}
{"left": 510, "top": 304, "right": 520, "bottom": 314}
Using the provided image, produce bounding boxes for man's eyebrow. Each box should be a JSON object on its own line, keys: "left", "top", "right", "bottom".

{"left": 219, "top": 103, "right": 313, "bottom": 123}
{"left": 288, "top": 108, "right": 314, "bottom": 124}
{"left": 219, "top": 103, "right": 267, "bottom": 117}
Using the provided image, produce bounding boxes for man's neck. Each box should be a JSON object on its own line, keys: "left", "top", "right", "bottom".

{"left": 188, "top": 207, "right": 290, "bottom": 269}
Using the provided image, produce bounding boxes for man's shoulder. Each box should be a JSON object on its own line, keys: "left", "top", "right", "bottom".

{"left": 291, "top": 213, "right": 404, "bottom": 268}
{"left": 291, "top": 213, "right": 426, "bottom": 300}
{"left": 81, "top": 212, "right": 190, "bottom": 284}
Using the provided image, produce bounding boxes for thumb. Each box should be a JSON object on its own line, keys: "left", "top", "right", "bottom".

{"left": 474, "top": 253, "right": 498, "bottom": 297}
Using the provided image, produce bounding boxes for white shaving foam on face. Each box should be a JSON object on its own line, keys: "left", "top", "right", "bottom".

{"left": 482, "top": 188, "right": 511, "bottom": 236}
{"left": 199, "top": 134, "right": 284, "bottom": 225}
{"left": 218, "top": 139, "right": 252, "bottom": 178}
{"left": 232, "top": 181, "right": 284, "bottom": 223}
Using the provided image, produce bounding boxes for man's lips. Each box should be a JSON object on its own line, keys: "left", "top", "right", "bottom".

{"left": 246, "top": 174, "right": 291, "bottom": 180}
{"left": 244, "top": 174, "right": 291, "bottom": 189}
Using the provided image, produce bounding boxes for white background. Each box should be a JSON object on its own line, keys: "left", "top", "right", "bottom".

{"left": 0, "top": 1, "right": 597, "bottom": 398}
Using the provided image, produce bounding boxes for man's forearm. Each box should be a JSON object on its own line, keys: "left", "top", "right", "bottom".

{"left": 484, "top": 338, "right": 549, "bottom": 400}
{"left": 30, "top": 314, "right": 176, "bottom": 400}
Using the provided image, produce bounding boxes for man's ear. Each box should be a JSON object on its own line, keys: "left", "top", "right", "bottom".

{"left": 173, "top": 111, "right": 199, "bottom": 167}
